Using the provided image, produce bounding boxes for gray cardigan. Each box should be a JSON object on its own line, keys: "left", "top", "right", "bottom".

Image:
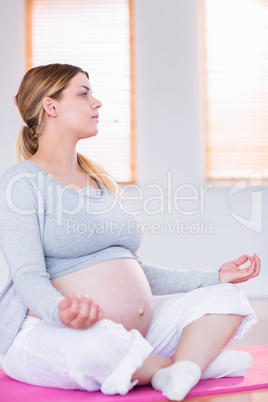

{"left": 0, "top": 161, "right": 219, "bottom": 354}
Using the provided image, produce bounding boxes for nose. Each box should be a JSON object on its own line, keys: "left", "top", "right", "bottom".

{"left": 91, "top": 95, "right": 102, "bottom": 110}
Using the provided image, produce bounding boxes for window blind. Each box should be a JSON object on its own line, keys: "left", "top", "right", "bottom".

{"left": 203, "top": 0, "right": 268, "bottom": 180}
{"left": 26, "top": 0, "right": 135, "bottom": 183}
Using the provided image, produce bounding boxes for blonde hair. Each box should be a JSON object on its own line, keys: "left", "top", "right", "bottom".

{"left": 15, "top": 63, "right": 119, "bottom": 195}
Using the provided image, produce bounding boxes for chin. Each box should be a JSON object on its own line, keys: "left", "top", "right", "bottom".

{"left": 89, "top": 131, "right": 99, "bottom": 138}
{"left": 80, "top": 131, "right": 99, "bottom": 140}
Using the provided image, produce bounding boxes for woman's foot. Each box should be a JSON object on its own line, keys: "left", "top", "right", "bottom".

{"left": 151, "top": 360, "right": 201, "bottom": 401}
{"left": 201, "top": 350, "right": 252, "bottom": 379}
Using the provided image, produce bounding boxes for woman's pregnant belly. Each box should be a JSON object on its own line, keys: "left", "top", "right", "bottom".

{"left": 47, "top": 258, "right": 154, "bottom": 336}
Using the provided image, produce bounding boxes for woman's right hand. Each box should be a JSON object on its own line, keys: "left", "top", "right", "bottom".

{"left": 59, "top": 294, "right": 104, "bottom": 329}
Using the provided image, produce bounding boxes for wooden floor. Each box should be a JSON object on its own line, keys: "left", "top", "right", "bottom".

{"left": 153, "top": 383, "right": 268, "bottom": 401}
{"left": 183, "top": 388, "right": 268, "bottom": 402}
{"left": 161, "top": 299, "right": 268, "bottom": 402}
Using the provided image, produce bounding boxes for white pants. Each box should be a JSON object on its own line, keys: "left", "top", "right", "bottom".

{"left": 0, "top": 284, "right": 257, "bottom": 395}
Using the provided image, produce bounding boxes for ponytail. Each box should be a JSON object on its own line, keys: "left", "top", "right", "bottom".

{"left": 16, "top": 126, "right": 39, "bottom": 162}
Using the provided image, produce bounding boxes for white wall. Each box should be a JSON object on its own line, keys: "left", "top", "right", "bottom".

{"left": 0, "top": 0, "right": 267, "bottom": 297}
{"left": 0, "top": 0, "right": 26, "bottom": 288}
{"left": 132, "top": 0, "right": 267, "bottom": 298}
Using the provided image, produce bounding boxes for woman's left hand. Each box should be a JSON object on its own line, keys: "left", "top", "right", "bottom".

{"left": 219, "top": 253, "right": 261, "bottom": 284}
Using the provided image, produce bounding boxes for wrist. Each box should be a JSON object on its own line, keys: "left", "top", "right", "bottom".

{"left": 219, "top": 269, "right": 230, "bottom": 284}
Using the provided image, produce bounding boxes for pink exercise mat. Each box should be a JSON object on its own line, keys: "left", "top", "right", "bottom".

{"left": 0, "top": 345, "right": 267, "bottom": 402}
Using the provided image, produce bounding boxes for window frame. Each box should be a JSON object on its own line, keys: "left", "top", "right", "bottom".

{"left": 25, "top": 0, "right": 136, "bottom": 185}
{"left": 201, "top": 0, "right": 268, "bottom": 183}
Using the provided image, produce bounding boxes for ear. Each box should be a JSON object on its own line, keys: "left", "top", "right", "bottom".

{"left": 42, "top": 97, "right": 58, "bottom": 117}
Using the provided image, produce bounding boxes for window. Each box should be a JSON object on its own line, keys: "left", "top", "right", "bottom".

{"left": 203, "top": 0, "right": 268, "bottom": 180}
{"left": 26, "top": 0, "right": 135, "bottom": 183}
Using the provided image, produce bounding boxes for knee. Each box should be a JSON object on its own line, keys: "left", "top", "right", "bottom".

{"left": 68, "top": 319, "right": 143, "bottom": 368}
{"left": 218, "top": 282, "right": 248, "bottom": 300}
{"left": 217, "top": 282, "right": 239, "bottom": 292}
{"left": 64, "top": 319, "right": 153, "bottom": 393}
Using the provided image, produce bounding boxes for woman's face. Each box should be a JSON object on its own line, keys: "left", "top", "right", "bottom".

{"left": 55, "top": 72, "right": 102, "bottom": 140}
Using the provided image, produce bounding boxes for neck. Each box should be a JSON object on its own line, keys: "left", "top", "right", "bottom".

{"left": 31, "top": 135, "right": 80, "bottom": 175}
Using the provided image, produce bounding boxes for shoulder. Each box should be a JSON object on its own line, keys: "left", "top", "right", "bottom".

{"left": 0, "top": 161, "right": 40, "bottom": 201}
{"left": 0, "top": 161, "right": 34, "bottom": 183}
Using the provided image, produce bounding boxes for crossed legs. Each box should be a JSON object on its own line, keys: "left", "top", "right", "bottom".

{"left": 1, "top": 283, "right": 255, "bottom": 398}
{"left": 132, "top": 314, "right": 250, "bottom": 400}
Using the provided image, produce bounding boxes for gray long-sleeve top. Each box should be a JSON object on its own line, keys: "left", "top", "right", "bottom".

{"left": 0, "top": 161, "right": 219, "bottom": 354}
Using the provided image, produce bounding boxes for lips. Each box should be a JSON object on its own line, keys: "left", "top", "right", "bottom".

{"left": 91, "top": 114, "right": 99, "bottom": 119}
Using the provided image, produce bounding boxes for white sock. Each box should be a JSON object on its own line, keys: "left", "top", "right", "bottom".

{"left": 151, "top": 361, "right": 201, "bottom": 401}
{"left": 201, "top": 350, "right": 252, "bottom": 380}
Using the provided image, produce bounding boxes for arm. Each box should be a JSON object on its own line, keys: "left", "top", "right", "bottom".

{"left": 134, "top": 252, "right": 261, "bottom": 295}
{"left": 134, "top": 251, "right": 220, "bottom": 294}
{"left": 0, "top": 171, "right": 64, "bottom": 325}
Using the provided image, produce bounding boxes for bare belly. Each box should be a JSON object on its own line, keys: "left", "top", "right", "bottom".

{"left": 28, "top": 258, "right": 154, "bottom": 336}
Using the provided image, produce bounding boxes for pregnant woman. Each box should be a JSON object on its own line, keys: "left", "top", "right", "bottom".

{"left": 0, "top": 64, "right": 260, "bottom": 401}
